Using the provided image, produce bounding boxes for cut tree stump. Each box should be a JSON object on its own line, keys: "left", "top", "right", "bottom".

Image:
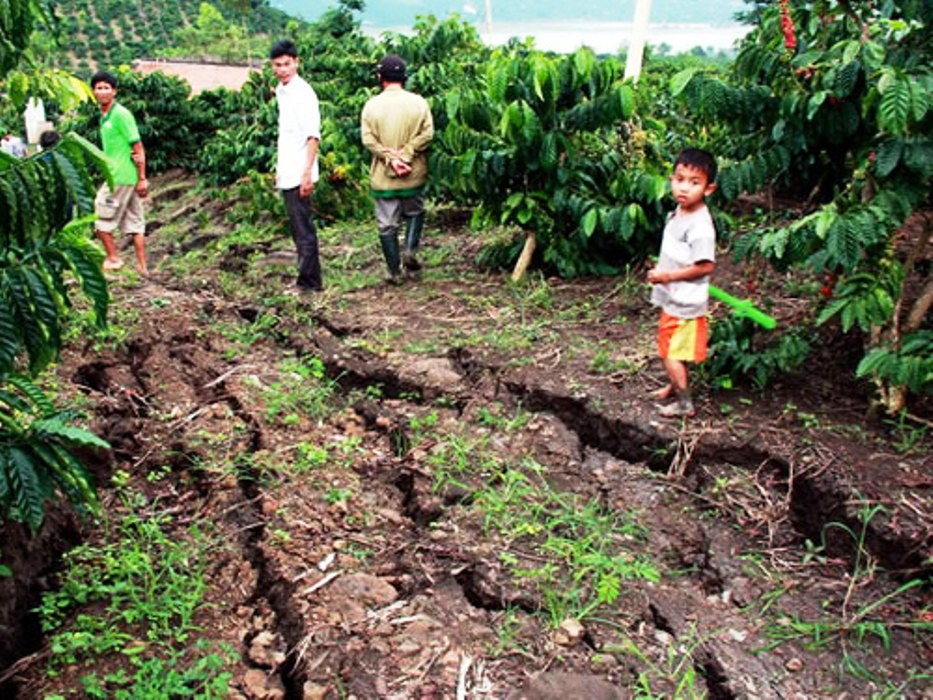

{"left": 511, "top": 231, "right": 536, "bottom": 282}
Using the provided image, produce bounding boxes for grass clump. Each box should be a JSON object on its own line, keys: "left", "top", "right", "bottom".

{"left": 478, "top": 461, "right": 660, "bottom": 625}
{"left": 38, "top": 491, "right": 233, "bottom": 698}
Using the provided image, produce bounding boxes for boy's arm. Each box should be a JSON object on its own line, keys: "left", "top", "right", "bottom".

{"left": 648, "top": 260, "right": 714, "bottom": 284}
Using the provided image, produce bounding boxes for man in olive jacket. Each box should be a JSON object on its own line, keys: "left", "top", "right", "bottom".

{"left": 361, "top": 55, "right": 434, "bottom": 283}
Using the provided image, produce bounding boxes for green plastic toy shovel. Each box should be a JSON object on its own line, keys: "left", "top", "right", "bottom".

{"left": 709, "top": 284, "right": 777, "bottom": 330}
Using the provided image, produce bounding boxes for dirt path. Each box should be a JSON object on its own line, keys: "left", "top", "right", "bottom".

{"left": 5, "top": 174, "right": 931, "bottom": 699}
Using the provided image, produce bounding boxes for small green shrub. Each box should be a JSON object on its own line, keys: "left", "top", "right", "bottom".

{"left": 704, "top": 315, "right": 810, "bottom": 390}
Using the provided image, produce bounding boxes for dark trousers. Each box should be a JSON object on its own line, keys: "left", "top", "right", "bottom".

{"left": 282, "top": 187, "right": 322, "bottom": 290}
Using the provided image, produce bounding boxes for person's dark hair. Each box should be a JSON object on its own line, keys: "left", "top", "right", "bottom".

{"left": 376, "top": 54, "right": 407, "bottom": 84}
{"left": 269, "top": 40, "right": 298, "bottom": 60}
{"left": 674, "top": 147, "right": 717, "bottom": 183}
{"left": 90, "top": 70, "right": 117, "bottom": 89}
{"left": 39, "top": 130, "right": 61, "bottom": 150}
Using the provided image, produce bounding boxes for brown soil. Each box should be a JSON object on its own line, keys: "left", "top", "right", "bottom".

{"left": 2, "top": 173, "right": 931, "bottom": 699}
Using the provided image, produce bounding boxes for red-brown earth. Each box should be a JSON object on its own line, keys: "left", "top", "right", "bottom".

{"left": 1, "top": 172, "right": 930, "bottom": 699}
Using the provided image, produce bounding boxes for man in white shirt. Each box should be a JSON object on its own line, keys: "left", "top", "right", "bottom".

{"left": 270, "top": 39, "right": 322, "bottom": 292}
{"left": 1, "top": 133, "right": 27, "bottom": 157}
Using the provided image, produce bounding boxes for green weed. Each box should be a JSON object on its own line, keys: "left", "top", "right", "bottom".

{"left": 324, "top": 487, "right": 352, "bottom": 505}
{"left": 884, "top": 411, "right": 929, "bottom": 455}
{"left": 214, "top": 312, "right": 278, "bottom": 359}
{"left": 489, "top": 607, "right": 532, "bottom": 658}
{"left": 603, "top": 627, "right": 707, "bottom": 698}
{"left": 759, "top": 503, "right": 931, "bottom": 683}
{"left": 253, "top": 355, "right": 337, "bottom": 424}
{"left": 588, "top": 341, "right": 643, "bottom": 376}
{"left": 404, "top": 338, "right": 442, "bottom": 354}
{"left": 474, "top": 403, "right": 532, "bottom": 431}
{"left": 38, "top": 492, "right": 231, "bottom": 697}
{"left": 427, "top": 433, "right": 499, "bottom": 493}
{"left": 473, "top": 460, "right": 659, "bottom": 625}
{"left": 294, "top": 442, "right": 329, "bottom": 471}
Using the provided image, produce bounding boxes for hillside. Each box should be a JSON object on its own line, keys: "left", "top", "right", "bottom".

{"left": 47, "top": 0, "right": 747, "bottom": 78}
{"left": 49, "top": 0, "right": 294, "bottom": 75}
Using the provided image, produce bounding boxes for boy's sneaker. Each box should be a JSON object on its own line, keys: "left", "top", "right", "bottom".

{"left": 102, "top": 258, "right": 124, "bottom": 272}
{"left": 658, "top": 398, "right": 696, "bottom": 418}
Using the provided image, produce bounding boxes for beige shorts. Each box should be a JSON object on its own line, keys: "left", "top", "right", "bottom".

{"left": 95, "top": 184, "right": 145, "bottom": 235}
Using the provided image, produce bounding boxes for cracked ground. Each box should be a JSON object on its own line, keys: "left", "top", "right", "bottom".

{"left": 3, "top": 173, "right": 931, "bottom": 699}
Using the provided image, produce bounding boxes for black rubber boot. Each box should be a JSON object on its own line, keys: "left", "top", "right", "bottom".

{"left": 402, "top": 213, "right": 425, "bottom": 273}
{"left": 379, "top": 232, "right": 402, "bottom": 284}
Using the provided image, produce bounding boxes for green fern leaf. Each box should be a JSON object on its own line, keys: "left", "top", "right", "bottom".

{"left": 901, "top": 331, "right": 933, "bottom": 356}
{"left": 909, "top": 80, "right": 929, "bottom": 123}
{"left": 5, "top": 269, "right": 54, "bottom": 374}
{"left": 572, "top": 47, "right": 596, "bottom": 88}
{"left": 31, "top": 443, "right": 100, "bottom": 516}
{"left": 902, "top": 137, "right": 933, "bottom": 179}
{"left": 581, "top": 208, "right": 598, "bottom": 238}
{"left": 5, "top": 446, "right": 48, "bottom": 532}
{"left": 618, "top": 84, "right": 635, "bottom": 120}
{"left": 487, "top": 61, "right": 509, "bottom": 104}
{"left": 0, "top": 451, "right": 9, "bottom": 508}
{"left": 874, "top": 139, "right": 902, "bottom": 178}
{"left": 597, "top": 573, "right": 621, "bottom": 605}
{"left": 520, "top": 101, "right": 541, "bottom": 143}
{"left": 0, "top": 303, "right": 19, "bottom": 375}
{"left": 826, "top": 217, "right": 862, "bottom": 271}
{"left": 0, "top": 164, "right": 20, "bottom": 247}
{"left": 52, "top": 224, "right": 109, "bottom": 326}
{"left": 22, "top": 267, "right": 62, "bottom": 361}
{"left": 5, "top": 373, "right": 55, "bottom": 415}
{"left": 878, "top": 77, "right": 911, "bottom": 135}
{"left": 540, "top": 132, "right": 559, "bottom": 171}
{"left": 0, "top": 386, "right": 33, "bottom": 416}
{"left": 58, "top": 132, "right": 109, "bottom": 180}
{"left": 31, "top": 419, "right": 109, "bottom": 450}
{"left": 856, "top": 347, "right": 892, "bottom": 378}
{"left": 833, "top": 60, "right": 861, "bottom": 98}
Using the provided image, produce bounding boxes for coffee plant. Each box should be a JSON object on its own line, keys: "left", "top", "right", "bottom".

{"left": 673, "top": 0, "right": 932, "bottom": 413}
{"left": 1, "top": 0, "right": 109, "bottom": 531}
{"left": 435, "top": 45, "right": 671, "bottom": 276}
{"left": 1, "top": 150, "right": 109, "bottom": 529}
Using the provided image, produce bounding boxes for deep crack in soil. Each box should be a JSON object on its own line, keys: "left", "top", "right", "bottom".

{"left": 2, "top": 174, "right": 930, "bottom": 699}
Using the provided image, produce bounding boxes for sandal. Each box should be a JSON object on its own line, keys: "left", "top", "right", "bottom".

{"left": 658, "top": 399, "right": 696, "bottom": 418}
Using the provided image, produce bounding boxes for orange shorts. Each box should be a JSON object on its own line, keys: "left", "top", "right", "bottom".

{"left": 657, "top": 311, "right": 708, "bottom": 362}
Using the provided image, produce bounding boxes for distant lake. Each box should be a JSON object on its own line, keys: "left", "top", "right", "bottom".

{"left": 275, "top": 1, "right": 747, "bottom": 28}
{"left": 364, "top": 19, "right": 751, "bottom": 54}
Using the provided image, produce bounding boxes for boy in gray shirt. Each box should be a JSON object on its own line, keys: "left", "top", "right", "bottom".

{"left": 647, "top": 148, "right": 718, "bottom": 418}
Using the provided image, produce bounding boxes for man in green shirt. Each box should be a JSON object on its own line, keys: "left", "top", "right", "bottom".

{"left": 91, "top": 70, "right": 149, "bottom": 274}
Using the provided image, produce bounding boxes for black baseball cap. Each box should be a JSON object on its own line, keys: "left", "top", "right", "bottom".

{"left": 377, "top": 55, "right": 407, "bottom": 82}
